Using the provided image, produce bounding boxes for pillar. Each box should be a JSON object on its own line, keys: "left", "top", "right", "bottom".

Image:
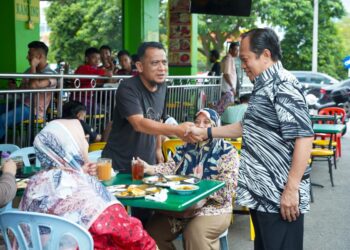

{"left": 0, "top": 0, "right": 40, "bottom": 77}
{"left": 123, "top": 0, "right": 160, "bottom": 55}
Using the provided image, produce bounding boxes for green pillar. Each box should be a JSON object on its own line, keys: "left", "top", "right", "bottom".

{"left": 123, "top": 0, "right": 160, "bottom": 54}
{"left": 0, "top": 0, "right": 40, "bottom": 76}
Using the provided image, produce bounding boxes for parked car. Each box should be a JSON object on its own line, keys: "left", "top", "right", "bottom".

{"left": 315, "top": 78, "right": 350, "bottom": 117}
{"left": 291, "top": 71, "right": 340, "bottom": 97}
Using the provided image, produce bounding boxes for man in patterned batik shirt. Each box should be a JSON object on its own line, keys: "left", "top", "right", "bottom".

{"left": 188, "top": 28, "right": 314, "bottom": 250}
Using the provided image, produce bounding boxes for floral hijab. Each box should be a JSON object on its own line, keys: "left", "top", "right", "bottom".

{"left": 174, "top": 108, "right": 233, "bottom": 179}
{"left": 19, "top": 119, "right": 118, "bottom": 229}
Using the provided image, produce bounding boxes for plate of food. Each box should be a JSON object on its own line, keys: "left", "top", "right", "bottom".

{"left": 16, "top": 178, "right": 29, "bottom": 189}
{"left": 113, "top": 184, "right": 162, "bottom": 199}
{"left": 170, "top": 184, "right": 199, "bottom": 195}
{"left": 143, "top": 175, "right": 200, "bottom": 187}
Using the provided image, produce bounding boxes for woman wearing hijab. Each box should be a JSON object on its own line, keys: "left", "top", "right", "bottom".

{"left": 19, "top": 119, "right": 156, "bottom": 250}
{"left": 137, "top": 108, "right": 239, "bottom": 250}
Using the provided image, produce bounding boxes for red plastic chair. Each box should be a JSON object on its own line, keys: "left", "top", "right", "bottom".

{"left": 316, "top": 107, "right": 346, "bottom": 158}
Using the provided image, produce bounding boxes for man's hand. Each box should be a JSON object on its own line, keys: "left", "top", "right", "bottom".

{"left": 83, "top": 162, "right": 97, "bottom": 176}
{"left": 175, "top": 122, "right": 202, "bottom": 143}
{"left": 184, "top": 125, "right": 207, "bottom": 142}
{"left": 29, "top": 57, "right": 40, "bottom": 70}
{"left": 2, "top": 160, "right": 17, "bottom": 176}
{"left": 280, "top": 184, "right": 300, "bottom": 222}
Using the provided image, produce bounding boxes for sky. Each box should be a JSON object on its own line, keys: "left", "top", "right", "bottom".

{"left": 342, "top": 0, "right": 350, "bottom": 15}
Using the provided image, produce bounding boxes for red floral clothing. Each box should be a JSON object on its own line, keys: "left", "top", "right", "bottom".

{"left": 89, "top": 204, "right": 156, "bottom": 250}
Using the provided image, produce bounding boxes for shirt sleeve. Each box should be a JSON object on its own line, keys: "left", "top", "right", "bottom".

{"left": 116, "top": 83, "right": 143, "bottom": 119}
{"left": 275, "top": 82, "right": 314, "bottom": 140}
{"left": 0, "top": 173, "right": 17, "bottom": 207}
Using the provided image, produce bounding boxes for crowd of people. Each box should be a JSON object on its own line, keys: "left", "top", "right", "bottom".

{"left": 0, "top": 28, "right": 314, "bottom": 250}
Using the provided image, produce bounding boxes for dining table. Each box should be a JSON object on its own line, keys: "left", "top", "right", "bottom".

{"left": 313, "top": 123, "right": 346, "bottom": 135}
{"left": 102, "top": 174, "right": 225, "bottom": 212}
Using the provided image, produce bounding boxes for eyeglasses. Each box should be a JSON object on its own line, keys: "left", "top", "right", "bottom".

{"left": 194, "top": 119, "right": 212, "bottom": 126}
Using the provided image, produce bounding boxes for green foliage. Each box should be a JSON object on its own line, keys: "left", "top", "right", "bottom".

{"left": 273, "top": 0, "right": 347, "bottom": 79}
{"left": 197, "top": 0, "right": 347, "bottom": 79}
{"left": 336, "top": 16, "right": 350, "bottom": 58}
{"left": 46, "top": 0, "right": 122, "bottom": 69}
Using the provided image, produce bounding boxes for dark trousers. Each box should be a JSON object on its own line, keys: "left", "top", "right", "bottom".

{"left": 250, "top": 209, "right": 304, "bottom": 250}
{"left": 131, "top": 207, "right": 153, "bottom": 227}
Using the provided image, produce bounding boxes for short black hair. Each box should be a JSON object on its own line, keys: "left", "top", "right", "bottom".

{"left": 241, "top": 28, "right": 282, "bottom": 62}
{"left": 210, "top": 50, "right": 220, "bottom": 60}
{"left": 28, "top": 41, "right": 49, "bottom": 56}
{"left": 239, "top": 94, "right": 251, "bottom": 103}
{"left": 99, "top": 45, "right": 112, "bottom": 53}
{"left": 117, "top": 50, "right": 130, "bottom": 59}
{"left": 229, "top": 42, "right": 239, "bottom": 50}
{"left": 62, "top": 101, "right": 86, "bottom": 119}
{"left": 85, "top": 47, "right": 100, "bottom": 58}
{"left": 137, "top": 42, "right": 165, "bottom": 60}
{"left": 131, "top": 54, "right": 139, "bottom": 63}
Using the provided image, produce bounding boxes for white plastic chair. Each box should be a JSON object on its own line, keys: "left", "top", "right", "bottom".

{"left": 0, "top": 210, "right": 94, "bottom": 250}
{"left": 0, "top": 144, "right": 20, "bottom": 154}
{"left": 10, "top": 147, "right": 41, "bottom": 167}
{"left": 88, "top": 150, "right": 102, "bottom": 162}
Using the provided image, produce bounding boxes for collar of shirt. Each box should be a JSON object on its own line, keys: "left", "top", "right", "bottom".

{"left": 254, "top": 61, "right": 283, "bottom": 88}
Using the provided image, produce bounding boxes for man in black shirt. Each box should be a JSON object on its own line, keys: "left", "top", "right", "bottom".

{"left": 208, "top": 49, "right": 221, "bottom": 76}
{"left": 102, "top": 42, "right": 194, "bottom": 172}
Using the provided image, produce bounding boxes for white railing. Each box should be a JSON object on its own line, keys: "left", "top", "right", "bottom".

{"left": 0, "top": 73, "right": 221, "bottom": 146}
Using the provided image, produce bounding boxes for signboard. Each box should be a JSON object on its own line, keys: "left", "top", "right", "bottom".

{"left": 15, "top": 0, "right": 40, "bottom": 23}
{"left": 168, "top": 0, "right": 191, "bottom": 66}
{"left": 343, "top": 56, "right": 350, "bottom": 69}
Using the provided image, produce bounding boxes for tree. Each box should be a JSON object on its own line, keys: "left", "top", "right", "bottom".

{"left": 46, "top": 0, "right": 122, "bottom": 69}
{"left": 197, "top": 0, "right": 347, "bottom": 79}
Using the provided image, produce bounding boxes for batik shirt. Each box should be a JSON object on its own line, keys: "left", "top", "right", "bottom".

{"left": 236, "top": 61, "right": 314, "bottom": 213}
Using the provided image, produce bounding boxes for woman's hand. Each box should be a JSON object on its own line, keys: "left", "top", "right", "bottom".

{"left": 83, "top": 162, "right": 97, "bottom": 176}
{"left": 156, "top": 148, "right": 164, "bottom": 163}
{"left": 135, "top": 157, "right": 154, "bottom": 175}
{"left": 2, "top": 160, "right": 17, "bottom": 176}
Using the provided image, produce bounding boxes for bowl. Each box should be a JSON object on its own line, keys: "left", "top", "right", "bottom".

{"left": 170, "top": 184, "right": 199, "bottom": 195}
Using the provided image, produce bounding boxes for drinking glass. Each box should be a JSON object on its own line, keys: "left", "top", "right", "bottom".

{"left": 97, "top": 158, "right": 112, "bottom": 181}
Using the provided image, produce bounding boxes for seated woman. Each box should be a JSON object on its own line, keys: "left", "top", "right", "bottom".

{"left": 19, "top": 119, "right": 156, "bottom": 250}
{"left": 137, "top": 108, "right": 239, "bottom": 250}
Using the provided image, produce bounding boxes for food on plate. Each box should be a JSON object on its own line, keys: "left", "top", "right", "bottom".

{"left": 168, "top": 176, "right": 187, "bottom": 182}
{"left": 17, "top": 179, "right": 29, "bottom": 189}
{"left": 173, "top": 185, "right": 195, "bottom": 190}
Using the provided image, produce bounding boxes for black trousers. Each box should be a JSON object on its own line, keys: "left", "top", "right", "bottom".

{"left": 250, "top": 209, "right": 304, "bottom": 250}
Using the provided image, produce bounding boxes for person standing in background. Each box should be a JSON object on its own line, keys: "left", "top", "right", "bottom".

{"left": 215, "top": 42, "right": 239, "bottom": 114}
{"left": 208, "top": 49, "right": 221, "bottom": 76}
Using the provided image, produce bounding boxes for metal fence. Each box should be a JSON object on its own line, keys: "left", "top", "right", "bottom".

{"left": 0, "top": 73, "right": 221, "bottom": 147}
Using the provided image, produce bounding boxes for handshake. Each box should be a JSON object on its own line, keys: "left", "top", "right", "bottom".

{"left": 175, "top": 122, "right": 207, "bottom": 143}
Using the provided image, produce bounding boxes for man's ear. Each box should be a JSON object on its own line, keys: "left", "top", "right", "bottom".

{"left": 263, "top": 49, "right": 272, "bottom": 59}
{"left": 135, "top": 61, "right": 143, "bottom": 73}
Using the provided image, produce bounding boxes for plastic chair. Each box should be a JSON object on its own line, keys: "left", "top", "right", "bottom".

{"left": 219, "top": 229, "right": 229, "bottom": 250}
{"left": 0, "top": 144, "right": 20, "bottom": 154}
{"left": 10, "top": 147, "right": 41, "bottom": 167}
{"left": 88, "top": 142, "right": 106, "bottom": 152}
{"left": 310, "top": 148, "right": 335, "bottom": 187}
{"left": 88, "top": 150, "right": 102, "bottom": 162}
{"left": 0, "top": 210, "right": 93, "bottom": 250}
{"left": 161, "top": 139, "right": 185, "bottom": 162}
{"left": 315, "top": 107, "right": 346, "bottom": 158}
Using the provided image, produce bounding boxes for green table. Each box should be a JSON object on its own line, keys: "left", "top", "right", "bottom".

{"left": 102, "top": 174, "right": 225, "bottom": 212}
{"left": 313, "top": 124, "right": 345, "bottom": 134}
{"left": 310, "top": 114, "right": 342, "bottom": 123}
